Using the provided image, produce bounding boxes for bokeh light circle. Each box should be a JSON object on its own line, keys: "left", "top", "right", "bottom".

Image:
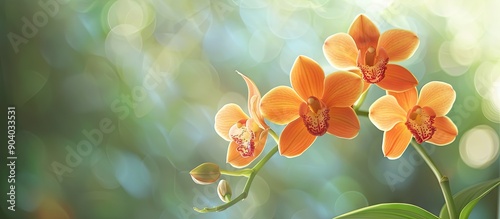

{"left": 112, "top": 150, "right": 152, "bottom": 198}
{"left": 248, "top": 30, "right": 285, "bottom": 63}
{"left": 459, "top": 125, "right": 500, "bottom": 169}
{"left": 267, "top": 7, "right": 311, "bottom": 39}
{"left": 482, "top": 99, "right": 500, "bottom": 124}
{"left": 104, "top": 26, "right": 143, "bottom": 66}
{"left": 438, "top": 41, "right": 469, "bottom": 76}
{"left": 232, "top": 0, "right": 268, "bottom": 8}
{"left": 424, "top": 0, "right": 463, "bottom": 17}
{"left": 217, "top": 91, "right": 246, "bottom": 110}
{"left": 233, "top": 175, "right": 271, "bottom": 218}
{"left": 236, "top": 175, "right": 271, "bottom": 208}
{"left": 281, "top": 0, "right": 329, "bottom": 10}
{"left": 107, "top": 0, "right": 151, "bottom": 35}
{"left": 313, "top": 0, "right": 352, "bottom": 20}
{"left": 334, "top": 191, "right": 368, "bottom": 216}
{"left": 474, "top": 61, "right": 500, "bottom": 100}
{"left": 446, "top": 11, "right": 483, "bottom": 67}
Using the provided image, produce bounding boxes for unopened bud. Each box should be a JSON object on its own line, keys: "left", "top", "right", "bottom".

{"left": 217, "top": 180, "right": 232, "bottom": 203}
{"left": 190, "top": 163, "right": 221, "bottom": 185}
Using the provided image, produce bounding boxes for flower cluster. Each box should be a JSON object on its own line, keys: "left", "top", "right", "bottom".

{"left": 190, "top": 14, "right": 458, "bottom": 210}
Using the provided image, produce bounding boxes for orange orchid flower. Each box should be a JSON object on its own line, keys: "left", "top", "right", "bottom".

{"left": 214, "top": 72, "right": 269, "bottom": 168}
{"left": 369, "top": 81, "right": 458, "bottom": 159}
{"left": 323, "top": 14, "right": 419, "bottom": 93}
{"left": 260, "top": 56, "right": 363, "bottom": 158}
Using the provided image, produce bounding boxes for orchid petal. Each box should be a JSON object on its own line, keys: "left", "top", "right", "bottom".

{"left": 323, "top": 33, "right": 358, "bottom": 69}
{"left": 417, "top": 81, "right": 456, "bottom": 117}
{"left": 378, "top": 29, "right": 419, "bottom": 62}
{"left": 376, "top": 64, "right": 418, "bottom": 92}
{"left": 322, "top": 71, "right": 363, "bottom": 108}
{"left": 215, "top": 104, "right": 249, "bottom": 141}
{"left": 369, "top": 95, "right": 407, "bottom": 131}
{"left": 279, "top": 118, "right": 317, "bottom": 158}
{"left": 348, "top": 14, "right": 380, "bottom": 54}
{"left": 327, "top": 107, "right": 360, "bottom": 139}
{"left": 291, "top": 56, "right": 325, "bottom": 101}
{"left": 260, "top": 86, "right": 303, "bottom": 125}
{"left": 427, "top": 116, "right": 458, "bottom": 146}
{"left": 383, "top": 122, "right": 413, "bottom": 159}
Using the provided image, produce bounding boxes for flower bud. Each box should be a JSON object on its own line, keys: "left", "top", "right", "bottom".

{"left": 189, "top": 163, "right": 221, "bottom": 185}
{"left": 217, "top": 180, "right": 232, "bottom": 203}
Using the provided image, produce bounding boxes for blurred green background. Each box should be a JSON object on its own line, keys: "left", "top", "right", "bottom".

{"left": 1, "top": 0, "right": 499, "bottom": 218}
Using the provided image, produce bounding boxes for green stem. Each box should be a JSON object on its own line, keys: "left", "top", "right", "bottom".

{"left": 194, "top": 128, "right": 280, "bottom": 213}
{"left": 353, "top": 86, "right": 370, "bottom": 111}
{"left": 355, "top": 109, "right": 369, "bottom": 118}
{"left": 252, "top": 143, "right": 278, "bottom": 173}
{"left": 194, "top": 145, "right": 279, "bottom": 213}
{"left": 220, "top": 169, "right": 253, "bottom": 177}
{"left": 410, "top": 140, "right": 457, "bottom": 219}
{"left": 268, "top": 128, "right": 279, "bottom": 143}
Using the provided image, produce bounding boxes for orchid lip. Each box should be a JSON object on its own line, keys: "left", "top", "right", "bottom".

{"left": 357, "top": 47, "right": 389, "bottom": 83}
{"left": 229, "top": 119, "right": 258, "bottom": 158}
{"left": 300, "top": 97, "right": 330, "bottom": 136}
{"left": 405, "top": 105, "right": 436, "bottom": 144}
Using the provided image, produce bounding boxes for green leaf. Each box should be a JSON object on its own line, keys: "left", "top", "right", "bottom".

{"left": 440, "top": 178, "right": 500, "bottom": 219}
{"left": 334, "top": 203, "right": 438, "bottom": 219}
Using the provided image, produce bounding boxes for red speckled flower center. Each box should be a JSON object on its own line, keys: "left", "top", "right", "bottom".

{"left": 229, "top": 119, "right": 256, "bottom": 157}
{"left": 300, "top": 97, "right": 330, "bottom": 136}
{"left": 357, "top": 47, "right": 388, "bottom": 83}
{"left": 405, "top": 106, "right": 436, "bottom": 144}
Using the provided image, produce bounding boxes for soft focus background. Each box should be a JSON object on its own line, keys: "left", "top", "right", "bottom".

{"left": 1, "top": 0, "right": 499, "bottom": 218}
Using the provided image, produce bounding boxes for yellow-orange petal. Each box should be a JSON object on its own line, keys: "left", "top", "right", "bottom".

{"left": 348, "top": 14, "right": 380, "bottom": 54}
{"left": 427, "top": 116, "right": 458, "bottom": 146}
{"left": 327, "top": 107, "right": 360, "bottom": 139}
{"left": 349, "top": 68, "right": 362, "bottom": 77}
{"left": 260, "top": 86, "right": 303, "bottom": 125}
{"left": 249, "top": 95, "right": 267, "bottom": 129}
{"left": 417, "top": 81, "right": 456, "bottom": 117}
{"left": 388, "top": 87, "right": 418, "bottom": 112}
{"left": 369, "top": 95, "right": 407, "bottom": 131}
{"left": 376, "top": 64, "right": 418, "bottom": 92}
{"left": 323, "top": 33, "right": 358, "bottom": 69}
{"left": 258, "top": 129, "right": 269, "bottom": 147}
{"left": 291, "top": 56, "right": 325, "bottom": 101}
{"left": 226, "top": 136, "right": 265, "bottom": 168}
{"left": 279, "top": 118, "right": 317, "bottom": 158}
{"left": 238, "top": 71, "right": 261, "bottom": 108}
{"left": 378, "top": 29, "right": 419, "bottom": 62}
{"left": 383, "top": 122, "right": 413, "bottom": 159}
{"left": 322, "top": 71, "right": 363, "bottom": 108}
{"left": 238, "top": 72, "right": 267, "bottom": 128}
{"left": 214, "top": 104, "right": 249, "bottom": 141}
